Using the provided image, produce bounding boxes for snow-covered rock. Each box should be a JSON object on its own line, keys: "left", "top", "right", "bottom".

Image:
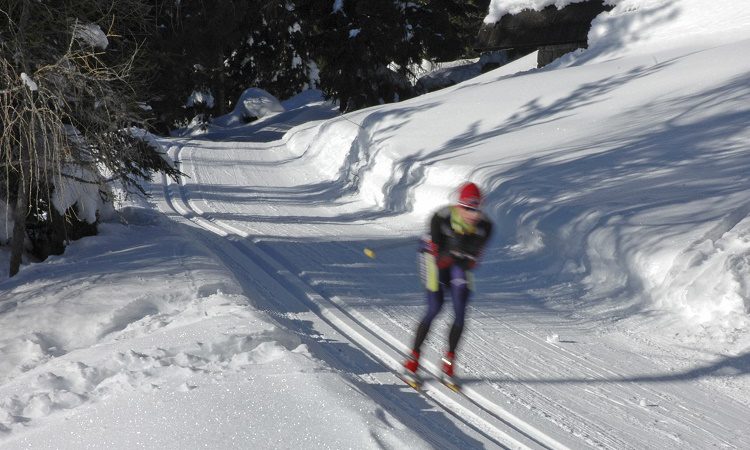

{"left": 211, "top": 88, "right": 285, "bottom": 128}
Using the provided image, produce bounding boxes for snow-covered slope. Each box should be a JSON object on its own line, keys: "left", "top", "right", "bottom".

{"left": 2, "top": 0, "right": 750, "bottom": 448}
{"left": 0, "top": 213, "right": 434, "bottom": 448}
{"left": 288, "top": 0, "right": 750, "bottom": 342}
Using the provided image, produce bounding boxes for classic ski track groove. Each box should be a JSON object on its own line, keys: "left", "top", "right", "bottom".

{"left": 159, "top": 148, "right": 547, "bottom": 449}
{"left": 254, "top": 242, "right": 565, "bottom": 450}
{"left": 161, "top": 152, "right": 522, "bottom": 449}
{"left": 160, "top": 174, "right": 486, "bottom": 449}
{"left": 171, "top": 138, "right": 750, "bottom": 449}
{"left": 162, "top": 144, "right": 570, "bottom": 450}
{"left": 171, "top": 139, "right": 730, "bottom": 450}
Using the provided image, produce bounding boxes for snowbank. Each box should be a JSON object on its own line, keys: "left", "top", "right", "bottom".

{"left": 486, "top": 0, "right": 750, "bottom": 62}
{"left": 285, "top": 115, "right": 360, "bottom": 178}
{"left": 280, "top": 89, "right": 326, "bottom": 110}
{"left": 51, "top": 165, "right": 104, "bottom": 225}
{"left": 282, "top": 4, "right": 750, "bottom": 340}
{"left": 211, "top": 88, "right": 285, "bottom": 128}
{"left": 580, "top": 0, "right": 750, "bottom": 63}
{"left": 416, "top": 53, "right": 509, "bottom": 92}
{"left": 0, "top": 213, "right": 427, "bottom": 446}
{"left": 283, "top": 52, "right": 541, "bottom": 217}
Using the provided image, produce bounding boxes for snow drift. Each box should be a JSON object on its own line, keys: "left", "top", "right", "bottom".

{"left": 283, "top": 0, "right": 750, "bottom": 338}
{"left": 211, "top": 88, "right": 285, "bottom": 128}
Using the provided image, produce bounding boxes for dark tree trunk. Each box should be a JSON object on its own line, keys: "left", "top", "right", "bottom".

{"left": 9, "top": 0, "right": 31, "bottom": 277}
{"left": 9, "top": 178, "right": 28, "bottom": 277}
{"left": 216, "top": 54, "right": 227, "bottom": 116}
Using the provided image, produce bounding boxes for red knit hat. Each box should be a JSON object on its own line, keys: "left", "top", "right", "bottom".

{"left": 458, "top": 182, "right": 482, "bottom": 209}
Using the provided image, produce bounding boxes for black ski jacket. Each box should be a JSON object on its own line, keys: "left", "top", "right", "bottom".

{"left": 428, "top": 206, "right": 493, "bottom": 269}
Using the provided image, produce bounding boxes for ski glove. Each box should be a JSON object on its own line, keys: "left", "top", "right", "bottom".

{"left": 422, "top": 238, "right": 454, "bottom": 269}
{"left": 420, "top": 238, "right": 438, "bottom": 256}
{"left": 419, "top": 238, "right": 454, "bottom": 269}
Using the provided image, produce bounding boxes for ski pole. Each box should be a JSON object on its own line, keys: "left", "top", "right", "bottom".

{"left": 363, "top": 238, "right": 417, "bottom": 259}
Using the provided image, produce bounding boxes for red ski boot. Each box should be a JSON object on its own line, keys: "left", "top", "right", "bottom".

{"left": 441, "top": 352, "right": 460, "bottom": 392}
{"left": 401, "top": 350, "right": 422, "bottom": 390}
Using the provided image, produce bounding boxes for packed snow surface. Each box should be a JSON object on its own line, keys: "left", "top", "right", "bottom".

{"left": 2, "top": 0, "right": 750, "bottom": 448}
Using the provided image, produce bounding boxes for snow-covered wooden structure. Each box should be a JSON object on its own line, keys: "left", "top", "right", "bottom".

{"left": 476, "top": 0, "right": 614, "bottom": 66}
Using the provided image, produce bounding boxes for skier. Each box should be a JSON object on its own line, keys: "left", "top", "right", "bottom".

{"left": 403, "top": 182, "right": 493, "bottom": 390}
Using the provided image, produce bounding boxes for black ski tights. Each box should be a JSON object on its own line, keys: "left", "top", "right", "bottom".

{"left": 412, "top": 265, "right": 471, "bottom": 355}
{"left": 413, "top": 320, "right": 465, "bottom": 354}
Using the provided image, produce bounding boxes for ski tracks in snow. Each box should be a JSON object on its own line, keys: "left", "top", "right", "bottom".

{"left": 160, "top": 144, "right": 563, "bottom": 449}
{"left": 161, "top": 139, "right": 750, "bottom": 449}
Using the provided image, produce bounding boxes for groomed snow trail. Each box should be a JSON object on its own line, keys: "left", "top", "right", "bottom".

{"left": 158, "top": 127, "right": 750, "bottom": 449}
{"left": 160, "top": 143, "right": 557, "bottom": 449}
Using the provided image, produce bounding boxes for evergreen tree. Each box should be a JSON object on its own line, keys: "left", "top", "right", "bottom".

{"left": 301, "top": 0, "right": 488, "bottom": 112}
{"left": 303, "top": 0, "right": 425, "bottom": 112}
{"left": 148, "top": 0, "right": 491, "bottom": 120}
{"left": 148, "top": 0, "right": 252, "bottom": 128}
{"left": 423, "top": 0, "right": 491, "bottom": 60}
{"left": 226, "top": 1, "right": 314, "bottom": 102}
